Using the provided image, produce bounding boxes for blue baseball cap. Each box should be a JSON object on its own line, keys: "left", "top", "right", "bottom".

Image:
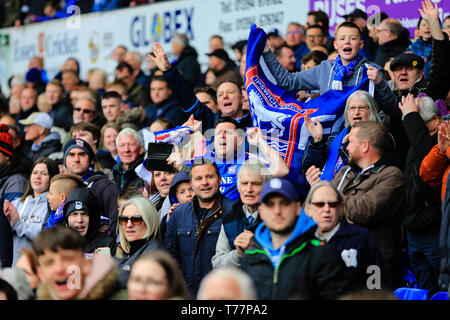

{"left": 260, "top": 178, "right": 298, "bottom": 203}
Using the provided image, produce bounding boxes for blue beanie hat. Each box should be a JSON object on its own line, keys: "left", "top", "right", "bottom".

{"left": 63, "top": 138, "right": 95, "bottom": 167}
{"left": 25, "top": 68, "right": 42, "bottom": 83}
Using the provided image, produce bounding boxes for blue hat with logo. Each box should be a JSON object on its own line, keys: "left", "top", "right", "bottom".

{"left": 260, "top": 178, "right": 298, "bottom": 203}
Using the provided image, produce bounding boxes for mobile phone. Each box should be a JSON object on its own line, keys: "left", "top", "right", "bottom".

{"left": 144, "top": 142, "right": 174, "bottom": 171}
{"left": 97, "top": 247, "right": 111, "bottom": 257}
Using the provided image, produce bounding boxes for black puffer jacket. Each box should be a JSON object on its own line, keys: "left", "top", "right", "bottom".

{"left": 374, "top": 27, "right": 411, "bottom": 67}
{"left": 63, "top": 187, "right": 116, "bottom": 254}
{"left": 403, "top": 112, "right": 442, "bottom": 235}
{"left": 173, "top": 45, "right": 201, "bottom": 88}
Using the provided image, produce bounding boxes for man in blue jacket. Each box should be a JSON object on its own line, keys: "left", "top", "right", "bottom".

{"left": 164, "top": 158, "right": 234, "bottom": 297}
{"left": 240, "top": 178, "right": 351, "bottom": 299}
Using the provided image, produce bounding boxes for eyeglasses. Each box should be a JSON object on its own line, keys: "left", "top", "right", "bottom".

{"left": 128, "top": 276, "right": 168, "bottom": 289}
{"left": 118, "top": 215, "right": 144, "bottom": 226}
{"left": 348, "top": 106, "right": 369, "bottom": 112}
{"left": 74, "top": 107, "right": 95, "bottom": 114}
{"left": 311, "top": 201, "right": 341, "bottom": 208}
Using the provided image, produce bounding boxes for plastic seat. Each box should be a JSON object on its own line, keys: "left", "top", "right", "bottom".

{"left": 402, "top": 268, "right": 419, "bottom": 288}
{"left": 430, "top": 291, "right": 449, "bottom": 300}
{"left": 394, "top": 287, "right": 429, "bottom": 300}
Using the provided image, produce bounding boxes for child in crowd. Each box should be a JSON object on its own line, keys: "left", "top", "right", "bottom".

{"left": 44, "top": 173, "right": 85, "bottom": 228}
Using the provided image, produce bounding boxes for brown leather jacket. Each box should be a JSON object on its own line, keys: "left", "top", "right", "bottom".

{"left": 331, "top": 162, "right": 406, "bottom": 283}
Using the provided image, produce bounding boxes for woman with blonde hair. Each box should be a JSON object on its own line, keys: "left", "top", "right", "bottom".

{"left": 115, "top": 196, "right": 165, "bottom": 289}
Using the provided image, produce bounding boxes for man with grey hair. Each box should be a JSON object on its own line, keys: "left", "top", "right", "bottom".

{"left": 374, "top": 18, "right": 411, "bottom": 67}
{"left": 112, "top": 127, "right": 146, "bottom": 191}
{"left": 124, "top": 51, "right": 151, "bottom": 89}
{"left": 212, "top": 160, "right": 271, "bottom": 268}
{"left": 398, "top": 93, "right": 444, "bottom": 295}
{"left": 197, "top": 266, "right": 257, "bottom": 300}
{"left": 170, "top": 33, "right": 201, "bottom": 87}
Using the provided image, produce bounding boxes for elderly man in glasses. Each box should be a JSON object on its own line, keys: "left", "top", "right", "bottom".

{"left": 306, "top": 121, "right": 406, "bottom": 290}
{"left": 304, "top": 180, "right": 384, "bottom": 291}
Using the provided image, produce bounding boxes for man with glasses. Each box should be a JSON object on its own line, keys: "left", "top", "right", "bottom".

{"left": 306, "top": 121, "right": 406, "bottom": 289}
{"left": 304, "top": 180, "right": 384, "bottom": 291}
{"left": 285, "top": 22, "right": 307, "bottom": 70}
{"left": 374, "top": 18, "right": 411, "bottom": 67}
{"left": 73, "top": 98, "right": 105, "bottom": 129}
{"left": 240, "top": 178, "right": 350, "bottom": 299}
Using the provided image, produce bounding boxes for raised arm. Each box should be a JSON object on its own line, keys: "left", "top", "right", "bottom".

{"left": 149, "top": 43, "right": 217, "bottom": 132}
{"left": 247, "top": 127, "right": 289, "bottom": 177}
{"left": 261, "top": 40, "right": 321, "bottom": 91}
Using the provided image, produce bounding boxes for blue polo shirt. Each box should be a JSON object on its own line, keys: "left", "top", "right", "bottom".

{"left": 186, "top": 151, "right": 268, "bottom": 201}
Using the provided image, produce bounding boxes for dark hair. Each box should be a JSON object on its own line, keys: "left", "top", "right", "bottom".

{"left": 0, "top": 279, "right": 18, "bottom": 300}
{"left": 118, "top": 186, "right": 143, "bottom": 201}
{"left": 70, "top": 122, "right": 101, "bottom": 149}
{"left": 215, "top": 116, "right": 241, "bottom": 130}
{"left": 190, "top": 157, "right": 221, "bottom": 180}
{"left": 274, "top": 44, "right": 293, "bottom": 58}
{"left": 311, "top": 10, "right": 330, "bottom": 32}
{"left": 194, "top": 87, "right": 217, "bottom": 104}
{"left": 301, "top": 50, "right": 328, "bottom": 65}
{"left": 115, "top": 61, "right": 134, "bottom": 75}
{"left": 101, "top": 91, "right": 122, "bottom": 103}
{"left": 336, "top": 21, "right": 362, "bottom": 37}
{"left": 306, "top": 24, "right": 326, "bottom": 36}
{"left": 20, "top": 157, "right": 59, "bottom": 202}
{"left": 150, "top": 75, "right": 169, "bottom": 85}
{"left": 132, "top": 250, "right": 191, "bottom": 299}
{"left": 32, "top": 226, "right": 85, "bottom": 257}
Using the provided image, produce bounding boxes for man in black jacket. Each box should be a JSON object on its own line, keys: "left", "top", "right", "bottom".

{"left": 374, "top": 18, "right": 411, "bottom": 67}
{"left": 399, "top": 93, "right": 444, "bottom": 296}
{"left": 171, "top": 33, "right": 201, "bottom": 88}
{"left": 241, "top": 178, "right": 351, "bottom": 299}
{"left": 112, "top": 127, "right": 146, "bottom": 192}
{"left": 63, "top": 138, "right": 120, "bottom": 235}
{"left": 63, "top": 187, "right": 116, "bottom": 255}
{"left": 19, "top": 112, "right": 62, "bottom": 162}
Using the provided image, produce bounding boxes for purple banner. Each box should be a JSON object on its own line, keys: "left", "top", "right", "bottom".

{"left": 310, "top": 0, "right": 450, "bottom": 38}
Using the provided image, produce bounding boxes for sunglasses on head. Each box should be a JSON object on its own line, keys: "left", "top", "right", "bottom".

{"left": 118, "top": 215, "right": 144, "bottom": 226}
{"left": 311, "top": 201, "right": 341, "bottom": 208}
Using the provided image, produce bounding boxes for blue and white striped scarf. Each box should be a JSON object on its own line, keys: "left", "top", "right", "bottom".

{"left": 332, "top": 54, "right": 362, "bottom": 90}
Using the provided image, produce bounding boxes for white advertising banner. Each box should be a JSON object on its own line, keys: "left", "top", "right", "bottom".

{"left": 0, "top": 0, "right": 309, "bottom": 93}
